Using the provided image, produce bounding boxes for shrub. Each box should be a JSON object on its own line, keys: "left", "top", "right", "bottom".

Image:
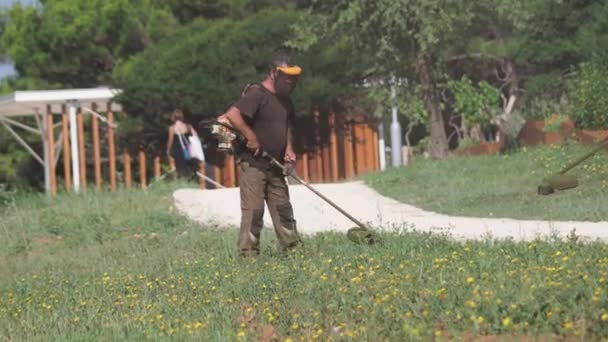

{"left": 447, "top": 75, "right": 500, "bottom": 143}
{"left": 570, "top": 61, "right": 608, "bottom": 129}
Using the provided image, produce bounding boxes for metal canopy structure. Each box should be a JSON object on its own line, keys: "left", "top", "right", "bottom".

{"left": 0, "top": 87, "right": 122, "bottom": 195}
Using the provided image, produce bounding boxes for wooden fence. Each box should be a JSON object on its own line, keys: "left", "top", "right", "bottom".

{"left": 46, "top": 104, "right": 381, "bottom": 195}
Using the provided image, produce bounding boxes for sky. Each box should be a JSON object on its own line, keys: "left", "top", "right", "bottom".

{"left": 0, "top": 0, "right": 36, "bottom": 8}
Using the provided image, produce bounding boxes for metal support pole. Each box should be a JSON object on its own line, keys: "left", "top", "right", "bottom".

{"left": 41, "top": 113, "right": 50, "bottom": 195}
{"left": 68, "top": 100, "right": 80, "bottom": 192}
{"left": 378, "top": 121, "right": 386, "bottom": 170}
{"left": 390, "top": 76, "right": 402, "bottom": 167}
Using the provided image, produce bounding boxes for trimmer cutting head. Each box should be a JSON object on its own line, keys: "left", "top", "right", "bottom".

{"left": 346, "top": 226, "right": 376, "bottom": 245}
{"left": 538, "top": 174, "right": 579, "bottom": 195}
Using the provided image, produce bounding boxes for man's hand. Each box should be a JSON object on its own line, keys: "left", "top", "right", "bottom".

{"left": 247, "top": 135, "right": 261, "bottom": 156}
{"left": 217, "top": 114, "right": 231, "bottom": 126}
{"left": 284, "top": 148, "right": 296, "bottom": 163}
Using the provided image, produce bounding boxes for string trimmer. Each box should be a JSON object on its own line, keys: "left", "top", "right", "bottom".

{"left": 201, "top": 119, "right": 377, "bottom": 245}
{"left": 538, "top": 137, "right": 608, "bottom": 195}
{"left": 260, "top": 151, "right": 376, "bottom": 244}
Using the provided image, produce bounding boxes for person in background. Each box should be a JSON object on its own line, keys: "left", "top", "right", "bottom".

{"left": 166, "top": 109, "right": 199, "bottom": 180}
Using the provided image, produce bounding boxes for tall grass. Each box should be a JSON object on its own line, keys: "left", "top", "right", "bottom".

{"left": 0, "top": 178, "right": 607, "bottom": 340}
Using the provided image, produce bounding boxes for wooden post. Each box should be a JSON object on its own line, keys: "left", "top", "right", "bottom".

{"left": 123, "top": 151, "right": 132, "bottom": 189}
{"left": 46, "top": 106, "right": 57, "bottom": 196}
{"left": 107, "top": 104, "right": 117, "bottom": 192}
{"left": 336, "top": 116, "right": 345, "bottom": 180}
{"left": 313, "top": 108, "right": 322, "bottom": 183}
{"left": 296, "top": 154, "right": 303, "bottom": 178}
{"left": 329, "top": 112, "right": 339, "bottom": 182}
{"left": 77, "top": 108, "right": 86, "bottom": 189}
{"left": 234, "top": 159, "right": 239, "bottom": 187}
{"left": 154, "top": 156, "right": 161, "bottom": 180}
{"left": 372, "top": 124, "right": 379, "bottom": 171}
{"left": 61, "top": 105, "right": 72, "bottom": 192}
{"left": 92, "top": 103, "right": 102, "bottom": 191}
{"left": 302, "top": 151, "right": 309, "bottom": 182}
{"left": 226, "top": 154, "right": 236, "bottom": 187}
{"left": 361, "top": 123, "right": 369, "bottom": 173}
{"left": 316, "top": 149, "right": 323, "bottom": 182}
{"left": 344, "top": 119, "right": 354, "bottom": 179}
{"left": 199, "top": 162, "right": 206, "bottom": 189}
{"left": 322, "top": 144, "right": 331, "bottom": 182}
{"left": 214, "top": 163, "right": 221, "bottom": 188}
{"left": 365, "top": 123, "right": 374, "bottom": 173}
{"left": 354, "top": 121, "right": 366, "bottom": 175}
{"left": 308, "top": 150, "right": 317, "bottom": 183}
{"left": 139, "top": 150, "right": 146, "bottom": 190}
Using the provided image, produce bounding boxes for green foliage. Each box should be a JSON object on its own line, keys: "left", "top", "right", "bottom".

{"left": 291, "top": 0, "right": 479, "bottom": 158}
{"left": 113, "top": 8, "right": 362, "bottom": 150}
{"left": 495, "top": 0, "right": 608, "bottom": 125}
{"left": 511, "top": 0, "right": 608, "bottom": 65}
{"left": 366, "top": 79, "right": 427, "bottom": 145}
{"left": 569, "top": 61, "right": 608, "bottom": 130}
{"left": 164, "top": 0, "right": 305, "bottom": 24}
{"left": 542, "top": 114, "right": 570, "bottom": 133}
{"left": 112, "top": 10, "right": 299, "bottom": 149}
{"left": 293, "top": 0, "right": 475, "bottom": 76}
{"left": 447, "top": 75, "right": 500, "bottom": 126}
{"left": 519, "top": 75, "right": 572, "bottom": 121}
{"left": 165, "top": 0, "right": 249, "bottom": 23}
{"left": 0, "top": 120, "right": 42, "bottom": 189}
{"left": 0, "top": 0, "right": 177, "bottom": 87}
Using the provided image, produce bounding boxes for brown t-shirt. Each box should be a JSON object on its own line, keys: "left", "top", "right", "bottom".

{"left": 233, "top": 84, "right": 294, "bottom": 162}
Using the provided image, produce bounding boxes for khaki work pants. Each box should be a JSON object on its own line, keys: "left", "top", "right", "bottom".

{"left": 237, "top": 159, "right": 301, "bottom": 256}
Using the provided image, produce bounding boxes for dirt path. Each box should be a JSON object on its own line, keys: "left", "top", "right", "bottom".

{"left": 173, "top": 181, "right": 608, "bottom": 242}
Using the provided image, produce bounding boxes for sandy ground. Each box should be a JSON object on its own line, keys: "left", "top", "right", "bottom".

{"left": 173, "top": 181, "right": 608, "bottom": 242}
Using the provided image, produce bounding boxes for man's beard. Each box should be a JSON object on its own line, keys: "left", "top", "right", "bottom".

{"left": 275, "top": 77, "right": 295, "bottom": 98}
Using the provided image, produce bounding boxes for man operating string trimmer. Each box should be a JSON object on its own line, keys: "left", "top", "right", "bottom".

{"left": 216, "top": 53, "right": 303, "bottom": 257}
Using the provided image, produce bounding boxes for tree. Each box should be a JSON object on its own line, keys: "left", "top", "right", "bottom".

{"left": 290, "top": 0, "right": 478, "bottom": 159}
{"left": 452, "top": 0, "right": 608, "bottom": 122}
{"left": 162, "top": 0, "right": 316, "bottom": 24}
{"left": 164, "top": 0, "right": 249, "bottom": 23}
{"left": 367, "top": 79, "right": 427, "bottom": 148}
{"left": 0, "top": 0, "right": 177, "bottom": 88}
{"left": 112, "top": 9, "right": 357, "bottom": 151}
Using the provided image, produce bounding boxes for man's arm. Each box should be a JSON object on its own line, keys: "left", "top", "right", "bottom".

{"left": 287, "top": 127, "right": 293, "bottom": 150}
{"left": 284, "top": 122, "right": 296, "bottom": 162}
{"left": 220, "top": 106, "right": 260, "bottom": 154}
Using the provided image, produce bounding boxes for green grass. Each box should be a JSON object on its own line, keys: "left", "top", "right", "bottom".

{"left": 1, "top": 179, "right": 608, "bottom": 341}
{"left": 364, "top": 140, "right": 608, "bottom": 221}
